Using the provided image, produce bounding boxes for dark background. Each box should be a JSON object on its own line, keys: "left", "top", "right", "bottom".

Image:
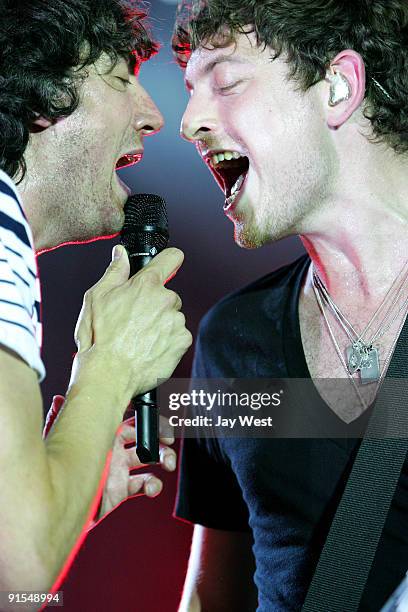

{"left": 38, "top": 1, "right": 304, "bottom": 609}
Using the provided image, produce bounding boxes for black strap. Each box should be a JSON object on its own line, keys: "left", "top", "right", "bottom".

{"left": 302, "top": 318, "right": 408, "bottom": 612}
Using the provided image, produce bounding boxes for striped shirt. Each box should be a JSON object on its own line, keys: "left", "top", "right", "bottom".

{"left": 0, "top": 169, "right": 45, "bottom": 381}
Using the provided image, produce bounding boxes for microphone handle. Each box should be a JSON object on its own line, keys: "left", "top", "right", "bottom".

{"left": 128, "top": 251, "right": 160, "bottom": 464}
{"left": 131, "top": 391, "right": 159, "bottom": 464}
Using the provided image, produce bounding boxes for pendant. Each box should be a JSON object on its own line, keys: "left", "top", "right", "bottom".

{"left": 347, "top": 341, "right": 364, "bottom": 374}
{"left": 346, "top": 343, "right": 380, "bottom": 384}
{"left": 360, "top": 346, "right": 380, "bottom": 384}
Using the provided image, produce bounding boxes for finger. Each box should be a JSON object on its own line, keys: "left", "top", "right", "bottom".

{"left": 160, "top": 445, "right": 177, "bottom": 472}
{"left": 127, "top": 474, "right": 147, "bottom": 497}
{"left": 122, "top": 417, "right": 175, "bottom": 448}
{"left": 134, "top": 248, "right": 184, "bottom": 286}
{"left": 126, "top": 442, "right": 176, "bottom": 471}
{"left": 144, "top": 475, "right": 163, "bottom": 497}
{"left": 122, "top": 415, "right": 136, "bottom": 429}
{"left": 118, "top": 420, "right": 136, "bottom": 446}
{"left": 126, "top": 446, "right": 144, "bottom": 469}
{"left": 128, "top": 474, "right": 163, "bottom": 498}
{"left": 159, "top": 435, "right": 175, "bottom": 447}
{"left": 159, "top": 416, "right": 174, "bottom": 445}
{"left": 165, "top": 289, "right": 182, "bottom": 311}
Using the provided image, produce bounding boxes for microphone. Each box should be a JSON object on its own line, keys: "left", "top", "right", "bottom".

{"left": 120, "top": 194, "right": 169, "bottom": 464}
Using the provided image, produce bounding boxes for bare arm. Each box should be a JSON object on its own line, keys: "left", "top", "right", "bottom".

{"left": 0, "top": 248, "right": 192, "bottom": 596}
{"left": 0, "top": 347, "right": 122, "bottom": 593}
{"left": 179, "top": 525, "right": 258, "bottom": 612}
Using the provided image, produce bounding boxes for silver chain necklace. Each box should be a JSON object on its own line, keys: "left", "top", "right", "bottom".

{"left": 311, "top": 268, "right": 369, "bottom": 409}
{"left": 312, "top": 261, "right": 408, "bottom": 385}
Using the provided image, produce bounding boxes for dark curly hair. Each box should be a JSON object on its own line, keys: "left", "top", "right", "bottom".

{"left": 0, "top": 0, "right": 158, "bottom": 181}
{"left": 173, "top": 0, "right": 408, "bottom": 155}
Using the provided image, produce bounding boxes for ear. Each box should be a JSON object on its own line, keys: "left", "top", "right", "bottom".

{"left": 325, "top": 49, "right": 366, "bottom": 130}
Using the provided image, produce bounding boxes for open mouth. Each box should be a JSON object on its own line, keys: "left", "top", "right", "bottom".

{"left": 206, "top": 151, "right": 250, "bottom": 211}
{"left": 115, "top": 152, "right": 143, "bottom": 170}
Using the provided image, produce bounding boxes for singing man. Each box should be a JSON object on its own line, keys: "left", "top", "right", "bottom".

{"left": 0, "top": 0, "right": 192, "bottom": 596}
{"left": 172, "top": 1, "right": 408, "bottom": 610}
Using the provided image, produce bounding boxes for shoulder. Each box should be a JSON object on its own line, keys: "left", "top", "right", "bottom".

{"left": 0, "top": 172, "right": 45, "bottom": 381}
{"left": 198, "top": 254, "right": 310, "bottom": 343}
{"left": 0, "top": 170, "right": 36, "bottom": 259}
{"left": 0, "top": 170, "right": 25, "bottom": 215}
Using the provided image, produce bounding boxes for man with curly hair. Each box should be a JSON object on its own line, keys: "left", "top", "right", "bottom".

{"left": 172, "top": 1, "right": 408, "bottom": 610}
{"left": 0, "top": 0, "right": 192, "bottom": 596}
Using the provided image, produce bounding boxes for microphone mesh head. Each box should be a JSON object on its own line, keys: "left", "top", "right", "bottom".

{"left": 121, "top": 194, "right": 169, "bottom": 253}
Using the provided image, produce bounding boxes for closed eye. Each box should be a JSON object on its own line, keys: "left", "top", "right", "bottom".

{"left": 216, "top": 80, "right": 243, "bottom": 94}
{"left": 116, "top": 76, "right": 132, "bottom": 86}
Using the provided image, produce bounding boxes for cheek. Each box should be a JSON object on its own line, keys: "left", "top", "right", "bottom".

{"left": 221, "top": 84, "right": 299, "bottom": 160}
{"left": 244, "top": 103, "right": 317, "bottom": 172}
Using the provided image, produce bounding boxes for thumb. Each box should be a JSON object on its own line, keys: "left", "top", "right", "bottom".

{"left": 99, "top": 245, "right": 130, "bottom": 289}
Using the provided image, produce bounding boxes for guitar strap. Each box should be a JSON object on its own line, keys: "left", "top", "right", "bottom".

{"left": 302, "top": 316, "right": 408, "bottom": 612}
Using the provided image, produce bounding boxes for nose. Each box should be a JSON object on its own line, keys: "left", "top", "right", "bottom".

{"left": 134, "top": 85, "right": 164, "bottom": 137}
{"left": 180, "top": 94, "right": 218, "bottom": 142}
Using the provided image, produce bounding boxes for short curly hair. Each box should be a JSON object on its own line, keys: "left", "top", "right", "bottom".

{"left": 0, "top": 0, "right": 158, "bottom": 181}
{"left": 173, "top": 0, "right": 408, "bottom": 155}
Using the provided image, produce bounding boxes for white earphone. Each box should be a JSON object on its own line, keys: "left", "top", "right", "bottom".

{"left": 326, "top": 67, "right": 352, "bottom": 106}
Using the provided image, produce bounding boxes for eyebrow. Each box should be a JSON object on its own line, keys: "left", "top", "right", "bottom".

{"left": 185, "top": 54, "right": 250, "bottom": 89}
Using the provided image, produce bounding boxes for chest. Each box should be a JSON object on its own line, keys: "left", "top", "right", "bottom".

{"left": 220, "top": 437, "right": 408, "bottom": 611}
{"left": 298, "top": 290, "right": 404, "bottom": 423}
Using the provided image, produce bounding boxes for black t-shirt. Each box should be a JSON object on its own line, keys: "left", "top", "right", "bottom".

{"left": 175, "top": 255, "right": 408, "bottom": 611}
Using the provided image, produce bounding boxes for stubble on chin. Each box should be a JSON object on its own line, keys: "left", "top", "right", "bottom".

{"left": 85, "top": 183, "right": 126, "bottom": 239}
{"left": 234, "top": 222, "right": 263, "bottom": 249}
{"left": 232, "top": 199, "right": 300, "bottom": 249}
{"left": 230, "top": 206, "right": 264, "bottom": 250}
{"left": 55, "top": 202, "right": 125, "bottom": 245}
{"left": 99, "top": 202, "right": 125, "bottom": 235}
{"left": 229, "top": 200, "right": 271, "bottom": 249}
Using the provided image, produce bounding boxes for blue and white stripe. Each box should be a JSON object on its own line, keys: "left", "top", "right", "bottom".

{"left": 0, "top": 170, "right": 45, "bottom": 381}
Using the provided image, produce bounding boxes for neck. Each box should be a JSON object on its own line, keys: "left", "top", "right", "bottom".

{"left": 299, "top": 138, "right": 408, "bottom": 310}
{"left": 18, "top": 167, "right": 55, "bottom": 253}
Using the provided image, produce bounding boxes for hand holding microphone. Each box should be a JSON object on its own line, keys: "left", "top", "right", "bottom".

{"left": 120, "top": 194, "right": 191, "bottom": 462}
{"left": 72, "top": 195, "right": 192, "bottom": 463}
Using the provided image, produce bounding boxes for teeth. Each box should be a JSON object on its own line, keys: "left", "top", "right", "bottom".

{"left": 231, "top": 174, "right": 245, "bottom": 195}
{"left": 224, "top": 173, "right": 246, "bottom": 211}
{"left": 225, "top": 191, "right": 239, "bottom": 211}
{"left": 210, "top": 151, "right": 244, "bottom": 167}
